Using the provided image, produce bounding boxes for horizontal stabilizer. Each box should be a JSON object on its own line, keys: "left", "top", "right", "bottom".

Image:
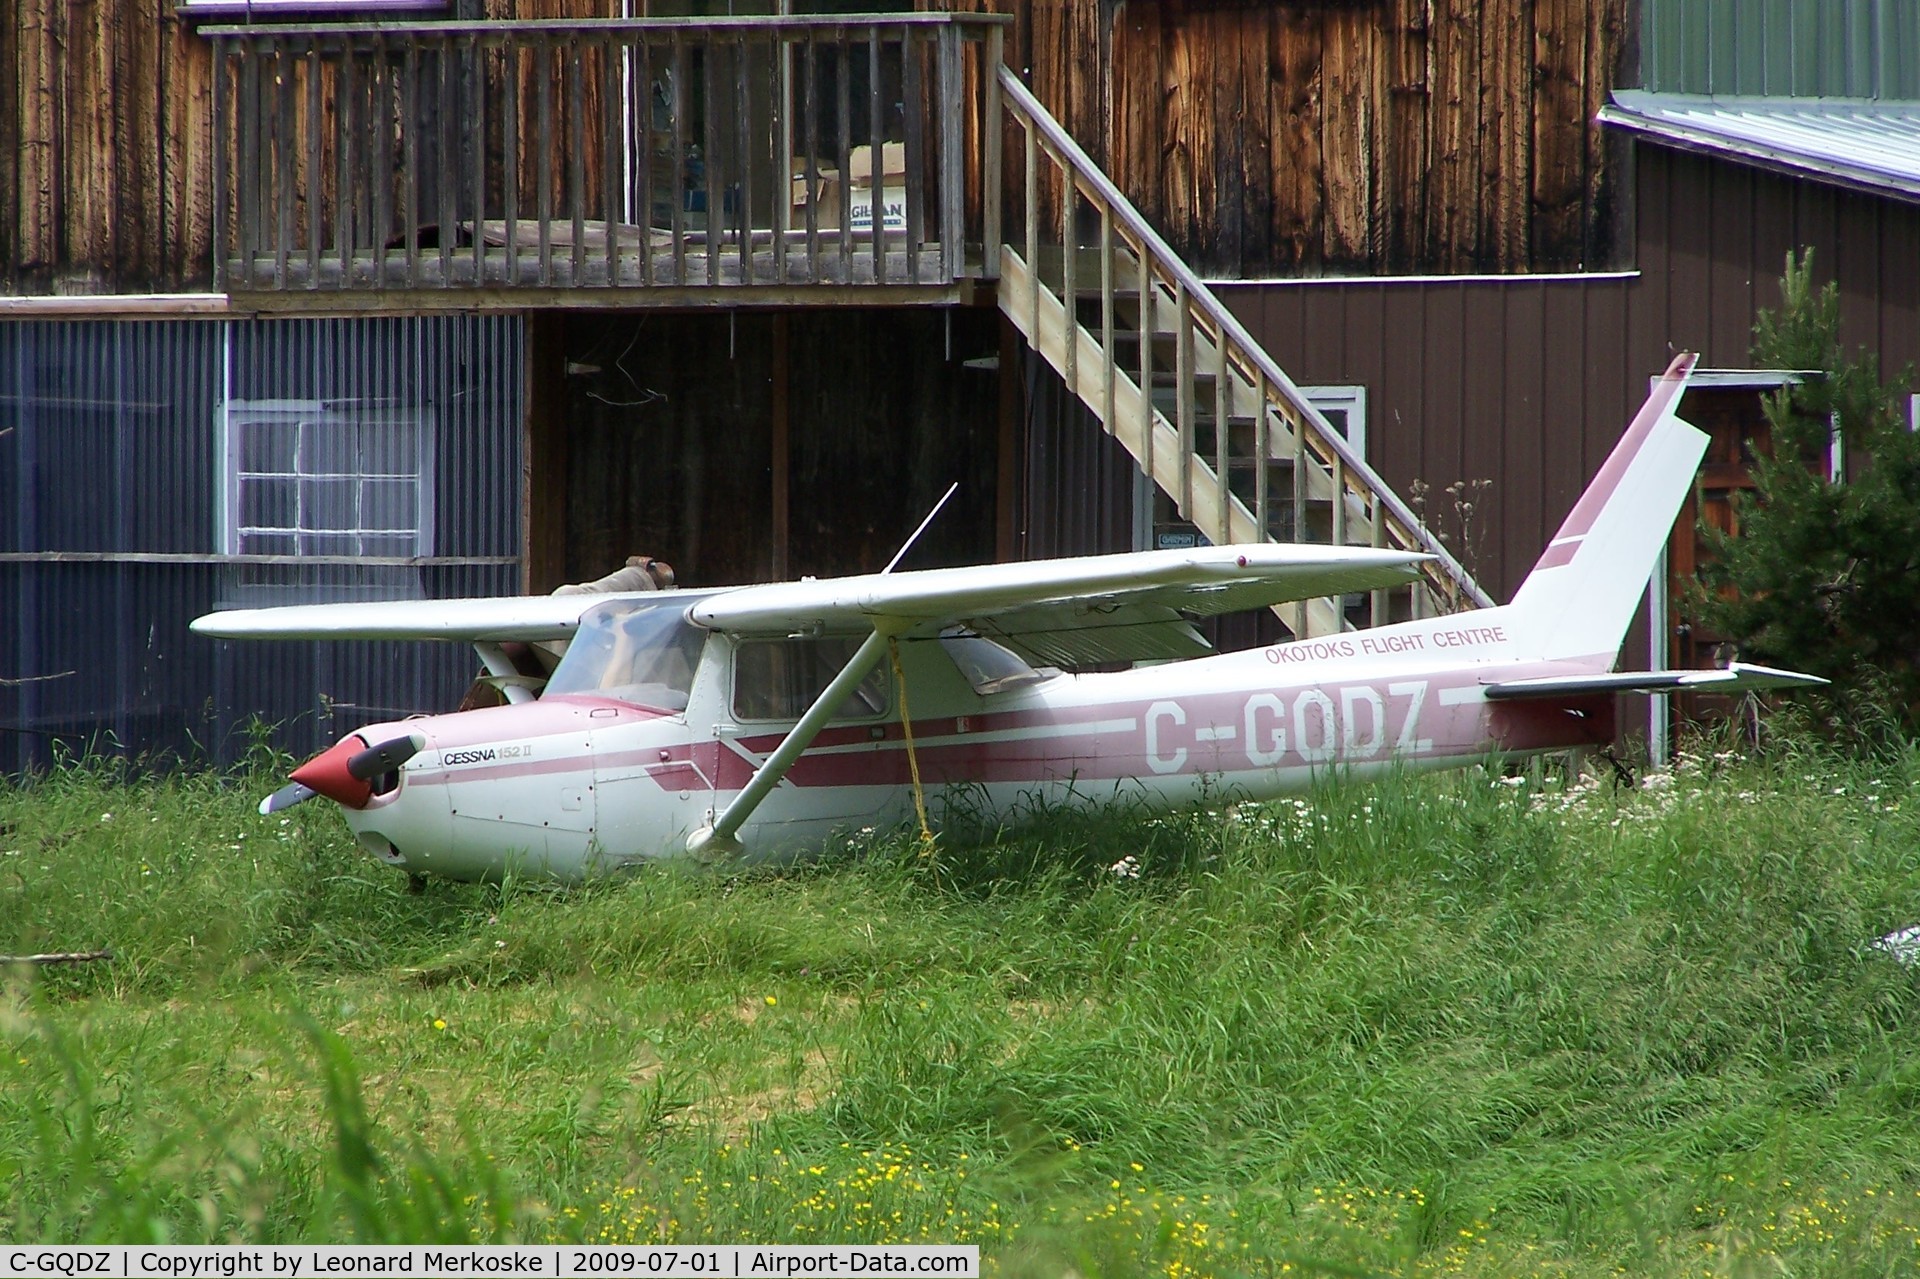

{"left": 1482, "top": 661, "right": 1829, "bottom": 701}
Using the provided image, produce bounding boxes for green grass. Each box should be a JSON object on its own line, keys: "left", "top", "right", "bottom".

{"left": 5, "top": 741, "right": 1920, "bottom": 1276}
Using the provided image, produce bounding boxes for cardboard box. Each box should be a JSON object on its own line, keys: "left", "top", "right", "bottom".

{"left": 791, "top": 144, "right": 910, "bottom": 234}
{"left": 847, "top": 141, "right": 906, "bottom": 186}
{"left": 790, "top": 168, "right": 842, "bottom": 230}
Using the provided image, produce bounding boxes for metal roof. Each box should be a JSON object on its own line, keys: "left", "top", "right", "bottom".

{"left": 1601, "top": 90, "right": 1920, "bottom": 203}
{"left": 1640, "top": 0, "right": 1920, "bottom": 100}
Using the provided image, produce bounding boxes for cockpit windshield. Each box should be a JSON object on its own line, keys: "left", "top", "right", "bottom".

{"left": 545, "top": 599, "right": 708, "bottom": 712}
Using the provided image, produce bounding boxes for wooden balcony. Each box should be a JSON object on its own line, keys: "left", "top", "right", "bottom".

{"left": 208, "top": 14, "right": 1008, "bottom": 308}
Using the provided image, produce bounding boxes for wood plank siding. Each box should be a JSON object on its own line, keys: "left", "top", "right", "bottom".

{"left": 6, "top": 0, "right": 1628, "bottom": 294}
{"left": 936, "top": 0, "right": 1630, "bottom": 277}
{"left": 0, "top": 0, "right": 607, "bottom": 294}
{"left": 529, "top": 307, "right": 1003, "bottom": 592}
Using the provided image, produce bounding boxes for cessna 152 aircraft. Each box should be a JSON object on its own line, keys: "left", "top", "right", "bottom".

{"left": 193, "top": 353, "right": 1823, "bottom": 882}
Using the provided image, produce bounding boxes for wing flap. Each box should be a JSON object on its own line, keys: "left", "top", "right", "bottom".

{"left": 1483, "top": 661, "right": 1829, "bottom": 701}
{"left": 969, "top": 603, "right": 1212, "bottom": 667}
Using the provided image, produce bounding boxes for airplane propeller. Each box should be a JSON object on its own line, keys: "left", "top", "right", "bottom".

{"left": 347, "top": 733, "right": 426, "bottom": 780}
{"left": 261, "top": 732, "right": 427, "bottom": 815}
{"left": 258, "top": 781, "right": 320, "bottom": 816}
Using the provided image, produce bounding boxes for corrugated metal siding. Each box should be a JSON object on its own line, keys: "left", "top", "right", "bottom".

{"left": 1642, "top": 0, "right": 1920, "bottom": 99}
{"left": 0, "top": 315, "right": 523, "bottom": 773}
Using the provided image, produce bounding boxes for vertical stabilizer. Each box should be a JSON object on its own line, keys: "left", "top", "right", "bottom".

{"left": 1508, "top": 354, "right": 1707, "bottom": 663}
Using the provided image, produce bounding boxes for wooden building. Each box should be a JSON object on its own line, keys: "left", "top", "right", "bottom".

{"left": 0, "top": 0, "right": 1629, "bottom": 294}
{"left": 6, "top": 0, "right": 1917, "bottom": 767}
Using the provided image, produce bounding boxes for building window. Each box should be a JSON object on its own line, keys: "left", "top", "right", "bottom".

{"left": 1295, "top": 385, "right": 1367, "bottom": 460}
{"left": 220, "top": 399, "right": 435, "bottom": 559}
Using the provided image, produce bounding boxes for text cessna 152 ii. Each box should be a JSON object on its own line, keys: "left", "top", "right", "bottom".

{"left": 193, "top": 354, "right": 1823, "bottom": 882}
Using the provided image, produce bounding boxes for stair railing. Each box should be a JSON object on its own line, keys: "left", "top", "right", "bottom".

{"left": 996, "top": 65, "right": 1493, "bottom": 620}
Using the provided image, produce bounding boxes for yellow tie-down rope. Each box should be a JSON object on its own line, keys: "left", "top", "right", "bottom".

{"left": 887, "top": 636, "right": 937, "bottom": 854}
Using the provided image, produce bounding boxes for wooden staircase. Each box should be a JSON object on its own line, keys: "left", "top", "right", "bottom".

{"left": 993, "top": 67, "right": 1491, "bottom": 637}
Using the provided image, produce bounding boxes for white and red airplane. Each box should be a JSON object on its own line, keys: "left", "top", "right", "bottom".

{"left": 192, "top": 353, "right": 1822, "bottom": 881}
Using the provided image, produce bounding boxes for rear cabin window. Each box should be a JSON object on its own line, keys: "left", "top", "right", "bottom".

{"left": 732, "top": 636, "right": 890, "bottom": 721}
{"left": 939, "top": 632, "right": 1054, "bottom": 694}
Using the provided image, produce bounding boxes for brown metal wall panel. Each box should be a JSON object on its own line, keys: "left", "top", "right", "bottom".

{"left": 1790, "top": 182, "right": 1842, "bottom": 287}
{"left": 1375, "top": 285, "right": 1429, "bottom": 492}
{"left": 1459, "top": 287, "right": 1509, "bottom": 590}
{"left": 1834, "top": 198, "right": 1886, "bottom": 357}
{"left": 1497, "top": 282, "right": 1547, "bottom": 582}
{"left": 1256, "top": 286, "right": 1305, "bottom": 371}
{"left": 1878, "top": 213, "right": 1920, "bottom": 377}
{"left": 1418, "top": 285, "right": 1467, "bottom": 508}
{"left": 1582, "top": 280, "right": 1632, "bottom": 461}
{"left": 1338, "top": 285, "right": 1389, "bottom": 402}
{"left": 1300, "top": 280, "right": 1347, "bottom": 375}
{"left": 1204, "top": 144, "right": 1919, "bottom": 626}
{"left": 1706, "top": 162, "right": 1759, "bottom": 367}
{"left": 1537, "top": 285, "right": 1595, "bottom": 593}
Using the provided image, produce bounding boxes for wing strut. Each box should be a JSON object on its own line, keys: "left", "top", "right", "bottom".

{"left": 686, "top": 626, "right": 896, "bottom": 858}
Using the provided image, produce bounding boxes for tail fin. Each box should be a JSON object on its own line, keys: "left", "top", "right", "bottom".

{"left": 1508, "top": 353, "right": 1707, "bottom": 663}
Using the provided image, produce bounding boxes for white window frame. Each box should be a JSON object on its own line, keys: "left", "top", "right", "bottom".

{"left": 1296, "top": 384, "right": 1368, "bottom": 460}
{"left": 217, "top": 397, "right": 436, "bottom": 560}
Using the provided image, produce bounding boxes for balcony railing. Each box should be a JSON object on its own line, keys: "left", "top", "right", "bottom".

{"left": 208, "top": 14, "right": 1008, "bottom": 300}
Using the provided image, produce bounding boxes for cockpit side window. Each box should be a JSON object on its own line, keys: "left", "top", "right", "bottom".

{"left": 939, "top": 632, "right": 1055, "bottom": 695}
{"left": 544, "top": 599, "right": 708, "bottom": 712}
{"left": 731, "top": 636, "right": 890, "bottom": 722}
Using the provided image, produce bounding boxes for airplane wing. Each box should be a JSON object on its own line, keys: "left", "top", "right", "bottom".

{"left": 192, "top": 545, "right": 1424, "bottom": 660}
{"left": 690, "top": 543, "right": 1429, "bottom": 660}
{"left": 189, "top": 591, "right": 672, "bottom": 642}
{"left": 1482, "top": 661, "right": 1828, "bottom": 700}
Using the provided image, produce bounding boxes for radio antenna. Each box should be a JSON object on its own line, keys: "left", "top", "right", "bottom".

{"left": 881, "top": 482, "right": 959, "bottom": 575}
